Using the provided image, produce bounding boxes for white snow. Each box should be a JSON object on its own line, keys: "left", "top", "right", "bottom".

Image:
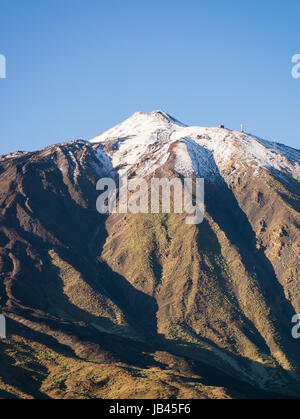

{"left": 90, "top": 111, "right": 184, "bottom": 176}
{"left": 89, "top": 111, "right": 300, "bottom": 182}
{"left": 90, "top": 111, "right": 185, "bottom": 145}
{"left": 94, "top": 145, "right": 115, "bottom": 177}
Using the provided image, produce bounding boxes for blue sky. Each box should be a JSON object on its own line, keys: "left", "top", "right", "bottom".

{"left": 0, "top": 0, "right": 299, "bottom": 154}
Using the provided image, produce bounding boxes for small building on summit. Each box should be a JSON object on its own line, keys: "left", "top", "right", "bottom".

{"left": 218, "top": 124, "right": 225, "bottom": 129}
{"left": 0, "top": 315, "right": 6, "bottom": 339}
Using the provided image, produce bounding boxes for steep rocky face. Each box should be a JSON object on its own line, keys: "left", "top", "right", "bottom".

{"left": 0, "top": 111, "right": 299, "bottom": 398}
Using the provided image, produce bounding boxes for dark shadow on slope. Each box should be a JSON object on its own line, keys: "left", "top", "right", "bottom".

{"left": 5, "top": 311, "right": 164, "bottom": 370}
{"left": 0, "top": 322, "right": 51, "bottom": 399}
{"left": 154, "top": 330, "right": 300, "bottom": 398}
{"left": 96, "top": 259, "right": 159, "bottom": 337}
{"left": 196, "top": 218, "right": 271, "bottom": 355}
{"left": 0, "top": 389, "right": 16, "bottom": 399}
{"left": 268, "top": 169, "right": 300, "bottom": 213}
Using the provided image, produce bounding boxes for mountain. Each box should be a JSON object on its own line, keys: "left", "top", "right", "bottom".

{"left": 0, "top": 110, "right": 299, "bottom": 399}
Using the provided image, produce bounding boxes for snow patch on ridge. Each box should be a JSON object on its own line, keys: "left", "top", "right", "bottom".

{"left": 171, "top": 127, "right": 300, "bottom": 181}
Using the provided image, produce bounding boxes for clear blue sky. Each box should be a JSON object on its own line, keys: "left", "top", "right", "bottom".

{"left": 0, "top": 0, "right": 299, "bottom": 154}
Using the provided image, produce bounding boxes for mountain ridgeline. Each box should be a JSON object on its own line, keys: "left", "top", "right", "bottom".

{"left": 0, "top": 111, "right": 299, "bottom": 399}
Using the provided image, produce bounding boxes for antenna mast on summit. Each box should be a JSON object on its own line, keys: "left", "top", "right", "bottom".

{"left": 240, "top": 124, "right": 244, "bottom": 132}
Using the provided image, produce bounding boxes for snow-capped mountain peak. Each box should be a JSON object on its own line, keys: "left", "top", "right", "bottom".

{"left": 90, "top": 110, "right": 185, "bottom": 144}
{"left": 90, "top": 111, "right": 300, "bottom": 182}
